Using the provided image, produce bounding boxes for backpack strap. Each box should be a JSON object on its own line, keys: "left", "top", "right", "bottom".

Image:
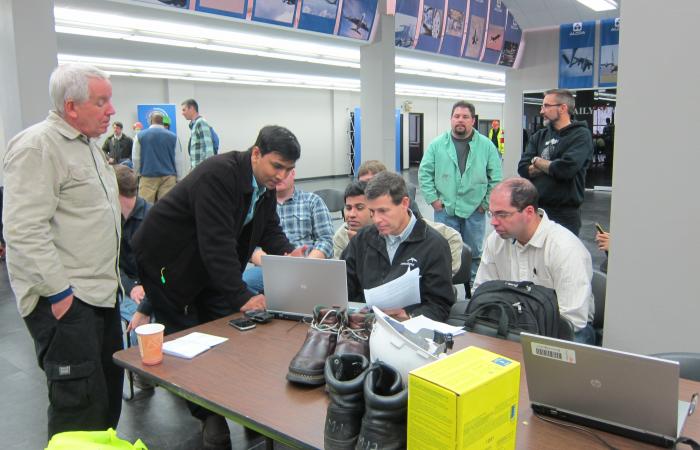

{"left": 464, "top": 303, "right": 511, "bottom": 338}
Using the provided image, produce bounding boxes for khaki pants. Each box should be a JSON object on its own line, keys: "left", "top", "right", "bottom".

{"left": 139, "top": 175, "right": 176, "bottom": 203}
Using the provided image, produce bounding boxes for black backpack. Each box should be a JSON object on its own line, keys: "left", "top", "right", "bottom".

{"left": 449, "top": 280, "right": 560, "bottom": 338}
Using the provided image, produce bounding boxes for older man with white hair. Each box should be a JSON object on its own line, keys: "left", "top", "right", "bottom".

{"left": 3, "top": 64, "right": 123, "bottom": 439}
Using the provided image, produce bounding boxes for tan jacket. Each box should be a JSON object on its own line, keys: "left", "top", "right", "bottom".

{"left": 333, "top": 219, "right": 463, "bottom": 276}
{"left": 3, "top": 112, "right": 121, "bottom": 317}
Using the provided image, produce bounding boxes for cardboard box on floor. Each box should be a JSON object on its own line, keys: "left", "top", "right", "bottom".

{"left": 408, "top": 346, "right": 520, "bottom": 450}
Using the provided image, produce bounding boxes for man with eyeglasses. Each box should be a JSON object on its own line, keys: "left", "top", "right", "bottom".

{"left": 474, "top": 178, "right": 595, "bottom": 344}
{"left": 518, "top": 89, "right": 593, "bottom": 236}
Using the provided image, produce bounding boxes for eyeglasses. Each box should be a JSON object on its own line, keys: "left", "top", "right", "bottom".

{"left": 486, "top": 209, "right": 522, "bottom": 219}
{"left": 541, "top": 103, "right": 562, "bottom": 109}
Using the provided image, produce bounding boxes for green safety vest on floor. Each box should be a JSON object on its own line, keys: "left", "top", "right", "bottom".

{"left": 45, "top": 428, "right": 148, "bottom": 450}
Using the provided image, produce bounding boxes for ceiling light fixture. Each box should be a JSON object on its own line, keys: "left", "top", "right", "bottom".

{"left": 58, "top": 54, "right": 504, "bottom": 103}
{"left": 54, "top": 6, "right": 506, "bottom": 87}
{"left": 575, "top": 0, "right": 618, "bottom": 12}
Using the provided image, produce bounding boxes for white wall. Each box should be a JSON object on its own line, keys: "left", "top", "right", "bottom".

{"left": 602, "top": 0, "right": 700, "bottom": 354}
{"left": 106, "top": 76, "right": 505, "bottom": 179}
{"left": 503, "top": 27, "right": 558, "bottom": 177}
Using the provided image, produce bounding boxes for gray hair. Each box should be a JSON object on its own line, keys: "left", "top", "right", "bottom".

{"left": 365, "top": 171, "right": 408, "bottom": 205}
{"left": 49, "top": 64, "right": 109, "bottom": 115}
{"left": 544, "top": 89, "right": 576, "bottom": 117}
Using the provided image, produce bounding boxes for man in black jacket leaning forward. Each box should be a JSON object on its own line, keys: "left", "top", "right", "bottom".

{"left": 518, "top": 88, "right": 593, "bottom": 236}
{"left": 132, "top": 125, "right": 304, "bottom": 450}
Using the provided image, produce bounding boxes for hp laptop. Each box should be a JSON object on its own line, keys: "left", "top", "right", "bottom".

{"left": 261, "top": 255, "right": 349, "bottom": 321}
{"left": 521, "top": 333, "right": 695, "bottom": 447}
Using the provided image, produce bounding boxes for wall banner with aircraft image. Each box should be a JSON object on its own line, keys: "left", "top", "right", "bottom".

{"left": 598, "top": 17, "right": 619, "bottom": 87}
{"left": 480, "top": 0, "right": 506, "bottom": 64}
{"left": 133, "top": 0, "right": 524, "bottom": 64}
{"left": 439, "top": 0, "right": 468, "bottom": 57}
{"left": 559, "top": 21, "right": 595, "bottom": 89}
{"left": 394, "top": 0, "right": 420, "bottom": 48}
{"left": 414, "top": 0, "right": 445, "bottom": 52}
{"left": 195, "top": 0, "right": 248, "bottom": 20}
{"left": 338, "top": 0, "right": 379, "bottom": 40}
{"left": 298, "top": 0, "right": 341, "bottom": 33}
{"left": 252, "top": 0, "right": 299, "bottom": 27}
{"left": 462, "top": 0, "right": 488, "bottom": 60}
{"left": 498, "top": 11, "right": 521, "bottom": 67}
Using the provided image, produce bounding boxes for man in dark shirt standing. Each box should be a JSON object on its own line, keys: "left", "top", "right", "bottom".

{"left": 132, "top": 125, "right": 305, "bottom": 450}
{"left": 101, "top": 121, "right": 133, "bottom": 164}
{"left": 518, "top": 89, "right": 593, "bottom": 235}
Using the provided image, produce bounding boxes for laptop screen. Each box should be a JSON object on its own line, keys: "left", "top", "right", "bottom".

{"left": 520, "top": 333, "right": 684, "bottom": 440}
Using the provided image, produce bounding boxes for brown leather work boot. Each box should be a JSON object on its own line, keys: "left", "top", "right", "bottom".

{"left": 287, "top": 305, "right": 343, "bottom": 386}
{"left": 334, "top": 311, "right": 374, "bottom": 358}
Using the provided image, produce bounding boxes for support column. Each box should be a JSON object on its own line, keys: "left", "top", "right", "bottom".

{"left": 359, "top": 0, "right": 396, "bottom": 169}
{"left": 0, "top": 0, "right": 57, "bottom": 144}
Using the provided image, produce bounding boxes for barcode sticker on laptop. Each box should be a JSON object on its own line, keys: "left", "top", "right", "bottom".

{"left": 531, "top": 343, "right": 576, "bottom": 363}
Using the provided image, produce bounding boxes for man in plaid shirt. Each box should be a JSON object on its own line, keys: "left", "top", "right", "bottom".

{"left": 243, "top": 168, "right": 334, "bottom": 294}
{"left": 181, "top": 98, "right": 215, "bottom": 168}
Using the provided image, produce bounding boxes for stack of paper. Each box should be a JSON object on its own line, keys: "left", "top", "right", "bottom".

{"left": 402, "top": 315, "right": 466, "bottom": 336}
{"left": 162, "top": 332, "right": 228, "bottom": 359}
{"left": 364, "top": 268, "right": 421, "bottom": 309}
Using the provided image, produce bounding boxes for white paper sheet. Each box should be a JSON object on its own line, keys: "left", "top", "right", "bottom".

{"left": 402, "top": 315, "right": 465, "bottom": 336}
{"left": 363, "top": 268, "right": 421, "bottom": 310}
{"left": 162, "top": 332, "right": 228, "bottom": 359}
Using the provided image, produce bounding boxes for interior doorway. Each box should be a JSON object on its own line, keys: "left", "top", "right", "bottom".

{"left": 408, "top": 113, "right": 424, "bottom": 166}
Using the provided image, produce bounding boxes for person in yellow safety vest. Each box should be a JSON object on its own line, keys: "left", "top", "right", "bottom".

{"left": 488, "top": 120, "right": 505, "bottom": 157}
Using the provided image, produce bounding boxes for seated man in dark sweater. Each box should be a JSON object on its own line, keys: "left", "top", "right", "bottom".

{"left": 341, "top": 171, "right": 454, "bottom": 322}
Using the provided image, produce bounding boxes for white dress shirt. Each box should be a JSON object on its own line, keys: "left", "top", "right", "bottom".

{"left": 473, "top": 210, "right": 594, "bottom": 330}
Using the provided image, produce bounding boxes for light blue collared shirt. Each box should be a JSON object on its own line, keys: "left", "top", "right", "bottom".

{"left": 244, "top": 177, "right": 267, "bottom": 226}
{"left": 384, "top": 211, "right": 417, "bottom": 263}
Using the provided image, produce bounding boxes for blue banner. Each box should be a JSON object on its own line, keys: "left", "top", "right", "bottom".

{"left": 480, "top": 0, "right": 507, "bottom": 64}
{"left": 463, "top": 0, "right": 487, "bottom": 60}
{"left": 394, "top": 0, "right": 420, "bottom": 48}
{"left": 498, "top": 11, "right": 522, "bottom": 67}
{"left": 298, "top": 0, "right": 340, "bottom": 34}
{"left": 252, "top": 0, "right": 298, "bottom": 27}
{"left": 195, "top": 0, "right": 247, "bottom": 19}
{"left": 439, "top": 0, "right": 467, "bottom": 57}
{"left": 414, "top": 0, "right": 444, "bottom": 53}
{"left": 559, "top": 21, "right": 595, "bottom": 89}
{"left": 598, "top": 17, "right": 619, "bottom": 87}
{"left": 137, "top": 104, "right": 178, "bottom": 134}
{"left": 338, "top": 0, "right": 379, "bottom": 40}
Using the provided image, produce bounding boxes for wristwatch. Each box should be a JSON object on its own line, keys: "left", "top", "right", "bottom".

{"left": 531, "top": 156, "right": 538, "bottom": 165}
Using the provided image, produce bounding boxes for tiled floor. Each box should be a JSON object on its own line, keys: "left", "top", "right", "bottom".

{"left": 0, "top": 168, "right": 610, "bottom": 449}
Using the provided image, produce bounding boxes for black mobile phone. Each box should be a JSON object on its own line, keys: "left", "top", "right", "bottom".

{"left": 229, "top": 318, "right": 256, "bottom": 331}
{"left": 595, "top": 223, "right": 606, "bottom": 234}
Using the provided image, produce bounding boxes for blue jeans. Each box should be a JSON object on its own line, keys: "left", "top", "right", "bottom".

{"left": 434, "top": 208, "right": 486, "bottom": 282}
{"left": 573, "top": 323, "right": 596, "bottom": 345}
{"left": 119, "top": 295, "right": 139, "bottom": 348}
{"left": 242, "top": 266, "right": 265, "bottom": 295}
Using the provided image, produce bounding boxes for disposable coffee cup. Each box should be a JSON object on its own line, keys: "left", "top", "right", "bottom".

{"left": 135, "top": 323, "right": 165, "bottom": 365}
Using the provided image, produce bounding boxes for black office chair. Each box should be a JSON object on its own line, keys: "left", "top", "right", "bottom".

{"left": 591, "top": 270, "right": 607, "bottom": 346}
{"left": 451, "top": 243, "right": 472, "bottom": 299}
{"left": 557, "top": 317, "right": 575, "bottom": 341}
{"left": 314, "top": 188, "right": 345, "bottom": 220}
{"left": 650, "top": 353, "right": 700, "bottom": 382}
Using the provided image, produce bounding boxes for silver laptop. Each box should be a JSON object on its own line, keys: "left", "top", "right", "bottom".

{"left": 261, "top": 255, "right": 349, "bottom": 320}
{"left": 521, "top": 333, "right": 694, "bottom": 447}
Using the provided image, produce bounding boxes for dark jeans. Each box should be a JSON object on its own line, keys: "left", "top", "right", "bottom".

{"left": 142, "top": 276, "right": 239, "bottom": 420}
{"left": 24, "top": 297, "right": 123, "bottom": 439}
{"left": 543, "top": 206, "right": 581, "bottom": 236}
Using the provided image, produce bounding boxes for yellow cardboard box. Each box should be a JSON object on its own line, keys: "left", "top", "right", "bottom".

{"left": 407, "top": 346, "right": 520, "bottom": 450}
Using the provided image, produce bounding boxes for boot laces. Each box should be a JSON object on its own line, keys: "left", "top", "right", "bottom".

{"left": 311, "top": 309, "right": 340, "bottom": 333}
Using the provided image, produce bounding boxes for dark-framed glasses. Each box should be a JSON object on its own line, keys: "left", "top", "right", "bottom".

{"left": 486, "top": 209, "right": 522, "bottom": 219}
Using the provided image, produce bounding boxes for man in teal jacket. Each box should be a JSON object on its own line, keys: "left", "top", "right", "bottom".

{"left": 418, "top": 100, "right": 502, "bottom": 281}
